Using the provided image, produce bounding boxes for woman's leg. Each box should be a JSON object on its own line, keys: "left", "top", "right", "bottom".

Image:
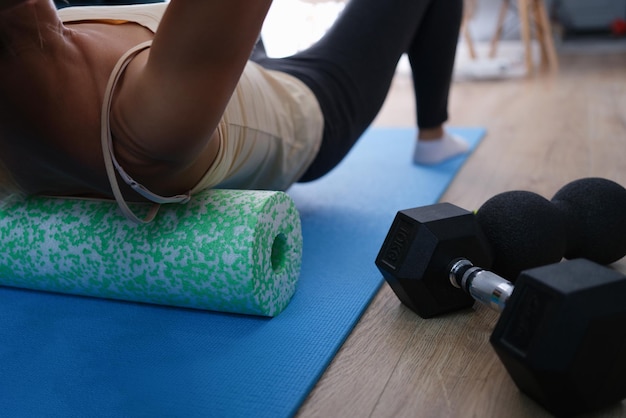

{"left": 252, "top": 0, "right": 463, "bottom": 180}
{"left": 408, "top": 0, "right": 462, "bottom": 130}
{"left": 407, "top": 0, "right": 469, "bottom": 165}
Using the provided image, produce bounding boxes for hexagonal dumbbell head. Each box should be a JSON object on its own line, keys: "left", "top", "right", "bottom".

{"left": 490, "top": 258, "right": 626, "bottom": 416}
{"left": 375, "top": 203, "right": 494, "bottom": 318}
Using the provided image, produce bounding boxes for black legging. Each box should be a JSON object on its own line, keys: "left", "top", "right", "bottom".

{"left": 251, "top": 0, "right": 463, "bottom": 182}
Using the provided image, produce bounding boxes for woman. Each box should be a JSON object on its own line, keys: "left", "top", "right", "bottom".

{"left": 0, "top": 0, "right": 466, "bottom": 223}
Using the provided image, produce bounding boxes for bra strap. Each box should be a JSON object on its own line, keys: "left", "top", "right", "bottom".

{"left": 101, "top": 40, "right": 191, "bottom": 224}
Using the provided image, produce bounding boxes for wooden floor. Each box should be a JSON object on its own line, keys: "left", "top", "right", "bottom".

{"left": 296, "top": 50, "right": 626, "bottom": 417}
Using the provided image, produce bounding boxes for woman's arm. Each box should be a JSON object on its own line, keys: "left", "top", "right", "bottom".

{"left": 112, "top": 0, "right": 272, "bottom": 173}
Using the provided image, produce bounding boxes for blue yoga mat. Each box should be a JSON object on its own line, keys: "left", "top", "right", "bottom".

{"left": 0, "top": 127, "right": 484, "bottom": 418}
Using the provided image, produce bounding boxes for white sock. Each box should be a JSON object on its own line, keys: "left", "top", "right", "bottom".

{"left": 413, "top": 132, "right": 470, "bottom": 165}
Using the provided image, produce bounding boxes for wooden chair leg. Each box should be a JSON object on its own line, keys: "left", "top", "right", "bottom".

{"left": 463, "top": 24, "right": 478, "bottom": 59}
{"left": 462, "top": 0, "right": 478, "bottom": 59}
{"left": 518, "top": 0, "right": 534, "bottom": 74}
{"left": 531, "top": 0, "right": 549, "bottom": 66}
{"left": 489, "top": 0, "right": 510, "bottom": 58}
{"left": 533, "top": 0, "right": 559, "bottom": 72}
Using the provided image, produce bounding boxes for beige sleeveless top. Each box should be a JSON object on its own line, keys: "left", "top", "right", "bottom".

{"left": 59, "top": 4, "right": 324, "bottom": 223}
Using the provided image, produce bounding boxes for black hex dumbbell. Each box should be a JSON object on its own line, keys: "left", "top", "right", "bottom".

{"left": 451, "top": 257, "right": 626, "bottom": 417}
{"left": 375, "top": 202, "right": 492, "bottom": 318}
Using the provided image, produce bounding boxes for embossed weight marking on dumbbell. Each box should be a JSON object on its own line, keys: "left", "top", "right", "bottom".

{"left": 378, "top": 216, "right": 415, "bottom": 272}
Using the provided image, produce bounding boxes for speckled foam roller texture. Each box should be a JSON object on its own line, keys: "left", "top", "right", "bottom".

{"left": 0, "top": 189, "right": 302, "bottom": 317}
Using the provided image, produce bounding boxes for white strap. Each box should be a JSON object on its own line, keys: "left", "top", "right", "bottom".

{"left": 101, "top": 40, "right": 191, "bottom": 224}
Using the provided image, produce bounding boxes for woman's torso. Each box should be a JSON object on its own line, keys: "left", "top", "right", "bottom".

{"left": 0, "top": 2, "right": 323, "bottom": 201}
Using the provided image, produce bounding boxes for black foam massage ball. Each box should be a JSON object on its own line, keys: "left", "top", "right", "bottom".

{"left": 476, "top": 190, "right": 568, "bottom": 281}
{"left": 552, "top": 177, "right": 626, "bottom": 264}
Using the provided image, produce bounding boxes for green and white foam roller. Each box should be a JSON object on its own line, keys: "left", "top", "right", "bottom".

{"left": 0, "top": 189, "right": 302, "bottom": 317}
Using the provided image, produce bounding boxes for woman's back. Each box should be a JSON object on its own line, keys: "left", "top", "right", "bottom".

{"left": 0, "top": 1, "right": 154, "bottom": 197}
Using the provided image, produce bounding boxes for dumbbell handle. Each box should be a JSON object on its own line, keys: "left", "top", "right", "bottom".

{"left": 449, "top": 259, "right": 514, "bottom": 313}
